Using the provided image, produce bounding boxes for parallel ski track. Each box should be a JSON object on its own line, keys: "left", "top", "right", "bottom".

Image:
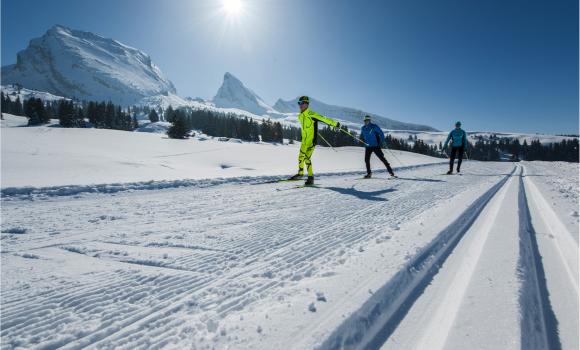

{"left": 410, "top": 166, "right": 516, "bottom": 350}
{"left": 518, "top": 166, "right": 562, "bottom": 350}
{"left": 318, "top": 165, "right": 517, "bottom": 350}
{"left": 521, "top": 166, "right": 579, "bottom": 294}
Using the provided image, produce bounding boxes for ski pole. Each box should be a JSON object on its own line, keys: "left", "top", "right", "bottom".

{"left": 386, "top": 147, "right": 405, "bottom": 167}
{"left": 339, "top": 128, "right": 369, "bottom": 146}
{"left": 318, "top": 133, "right": 337, "bottom": 152}
{"left": 442, "top": 149, "right": 450, "bottom": 159}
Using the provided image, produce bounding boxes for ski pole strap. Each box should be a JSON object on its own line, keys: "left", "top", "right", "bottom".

{"left": 340, "top": 128, "right": 369, "bottom": 146}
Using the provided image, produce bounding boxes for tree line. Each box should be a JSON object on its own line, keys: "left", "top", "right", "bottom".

{"left": 385, "top": 134, "right": 443, "bottom": 158}
{"left": 163, "top": 106, "right": 364, "bottom": 147}
{"left": 2, "top": 91, "right": 577, "bottom": 162}
{"left": 467, "top": 136, "right": 578, "bottom": 162}
{"left": 1, "top": 92, "right": 138, "bottom": 130}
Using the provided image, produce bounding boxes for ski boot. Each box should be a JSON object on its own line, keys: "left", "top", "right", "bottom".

{"left": 288, "top": 174, "right": 303, "bottom": 181}
{"left": 304, "top": 176, "right": 315, "bottom": 186}
{"left": 363, "top": 173, "right": 372, "bottom": 179}
{"left": 390, "top": 173, "right": 398, "bottom": 179}
{"left": 446, "top": 170, "right": 453, "bottom": 175}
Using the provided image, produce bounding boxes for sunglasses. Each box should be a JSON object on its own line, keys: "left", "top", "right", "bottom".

{"left": 297, "top": 101, "right": 308, "bottom": 106}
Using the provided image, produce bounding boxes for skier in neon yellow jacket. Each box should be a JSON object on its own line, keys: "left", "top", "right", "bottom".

{"left": 288, "top": 96, "right": 340, "bottom": 186}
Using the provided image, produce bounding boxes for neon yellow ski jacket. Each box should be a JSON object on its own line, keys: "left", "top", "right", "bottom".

{"left": 298, "top": 108, "right": 339, "bottom": 147}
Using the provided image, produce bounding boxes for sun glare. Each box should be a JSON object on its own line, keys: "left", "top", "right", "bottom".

{"left": 222, "top": 0, "right": 244, "bottom": 17}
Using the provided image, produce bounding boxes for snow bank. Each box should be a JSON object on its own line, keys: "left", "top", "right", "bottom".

{"left": 1, "top": 163, "right": 443, "bottom": 201}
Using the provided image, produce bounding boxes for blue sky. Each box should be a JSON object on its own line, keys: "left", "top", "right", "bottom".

{"left": 2, "top": 0, "right": 578, "bottom": 133}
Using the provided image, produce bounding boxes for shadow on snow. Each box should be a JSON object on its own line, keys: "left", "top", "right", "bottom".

{"left": 323, "top": 186, "right": 397, "bottom": 202}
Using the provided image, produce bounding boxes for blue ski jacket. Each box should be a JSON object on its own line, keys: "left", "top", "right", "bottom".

{"left": 360, "top": 123, "right": 385, "bottom": 147}
{"left": 444, "top": 128, "right": 468, "bottom": 149}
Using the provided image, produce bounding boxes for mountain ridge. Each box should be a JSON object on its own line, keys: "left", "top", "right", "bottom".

{"left": 2, "top": 25, "right": 438, "bottom": 131}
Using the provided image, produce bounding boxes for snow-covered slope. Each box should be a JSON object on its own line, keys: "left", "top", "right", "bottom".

{"left": 1, "top": 25, "right": 176, "bottom": 106}
{"left": 212, "top": 72, "right": 282, "bottom": 116}
{"left": 1, "top": 84, "right": 70, "bottom": 102}
{"left": 0, "top": 114, "right": 441, "bottom": 189}
{"left": 274, "top": 96, "right": 439, "bottom": 131}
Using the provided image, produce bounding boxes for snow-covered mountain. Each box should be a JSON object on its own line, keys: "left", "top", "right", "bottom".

{"left": 1, "top": 25, "right": 176, "bottom": 106}
{"left": 212, "top": 72, "right": 281, "bottom": 116}
{"left": 210, "top": 73, "right": 438, "bottom": 131}
{"left": 1, "top": 25, "right": 438, "bottom": 130}
{"left": 274, "top": 96, "right": 438, "bottom": 131}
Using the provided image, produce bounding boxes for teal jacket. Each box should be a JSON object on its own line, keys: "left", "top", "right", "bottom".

{"left": 444, "top": 128, "right": 468, "bottom": 148}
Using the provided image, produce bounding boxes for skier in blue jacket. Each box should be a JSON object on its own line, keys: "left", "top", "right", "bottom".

{"left": 360, "top": 116, "right": 396, "bottom": 179}
{"left": 443, "top": 121, "right": 468, "bottom": 174}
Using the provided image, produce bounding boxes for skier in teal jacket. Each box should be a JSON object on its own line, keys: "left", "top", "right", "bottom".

{"left": 443, "top": 121, "right": 468, "bottom": 174}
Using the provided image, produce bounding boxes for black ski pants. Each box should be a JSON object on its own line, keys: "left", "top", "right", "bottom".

{"left": 449, "top": 146, "right": 464, "bottom": 171}
{"left": 365, "top": 147, "right": 394, "bottom": 175}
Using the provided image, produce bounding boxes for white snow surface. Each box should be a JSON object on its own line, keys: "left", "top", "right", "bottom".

{"left": 1, "top": 114, "right": 578, "bottom": 350}
{"left": 0, "top": 114, "right": 440, "bottom": 190}
{"left": 1, "top": 84, "right": 70, "bottom": 102}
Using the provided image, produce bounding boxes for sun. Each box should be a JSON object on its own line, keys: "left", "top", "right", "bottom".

{"left": 222, "top": 0, "right": 244, "bottom": 17}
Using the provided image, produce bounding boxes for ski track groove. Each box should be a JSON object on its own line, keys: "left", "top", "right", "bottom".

{"left": 411, "top": 166, "right": 516, "bottom": 350}
{"left": 522, "top": 167, "right": 579, "bottom": 294}
{"left": 1, "top": 163, "right": 514, "bottom": 349}
{"left": 518, "top": 166, "right": 562, "bottom": 350}
{"left": 318, "top": 165, "right": 517, "bottom": 350}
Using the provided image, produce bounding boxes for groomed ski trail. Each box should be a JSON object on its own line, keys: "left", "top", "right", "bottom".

{"left": 1, "top": 162, "right": 513, "bottom": 349}
{"left": 321, "top": 164, "right": 574, "bottom": 350}
{"left": 521, "top": 165, "right": 579, "bottom": 350}
{"left": 319, "top": 165, "right": 518, "bottom": 350}
{"left": 4, "top": 162, "right": 576, "bottom": 349}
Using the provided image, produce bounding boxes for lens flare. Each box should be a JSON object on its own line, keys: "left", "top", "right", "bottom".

{"left": 222, "top": 0, "right": 244, "bottom": 17}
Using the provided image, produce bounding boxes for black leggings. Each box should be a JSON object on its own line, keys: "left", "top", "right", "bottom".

{"left": 365, "top": 147, "right": 394, "bottom": 175}
{"left": 449, "top": 146, "right": 464, "bottom": 171}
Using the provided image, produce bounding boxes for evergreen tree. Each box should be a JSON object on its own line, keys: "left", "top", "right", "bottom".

{"left": 164, "top": 106, "right": 175, "bottom": 122}
{"left": 260, "top": 119, "right": 273, "bottom": 142}
{"left": 273, "top": 122, "right": 284, "bottom": 143}
{"left": 58, "top": 100, "right": 75, "bottom": 127}
{"left": 167, "top": 116, "right": 190, "bottom": 139}
{"left": 105, "top": 101, "right": 115, "bottom": 128}
{"left": 148, "top": 109, "right": 160, "bottom": 123}
{"left": 13, "top": 96, "right": 23, "bottom": 116}
{"left": 0, "top": 92, "right": 6, "bottom": 114}
{"left": 34, "top": 98, "right": 49, "bottom": 123}
{"left": 132, "top": 115, "right": 139, "bottom": 130}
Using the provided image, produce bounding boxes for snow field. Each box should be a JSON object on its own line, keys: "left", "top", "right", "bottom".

{"left": 2, "top": 162, "right": 518, "bottom": 349}
{"left": 1, "top": 114, "right": 442, "bottom": 189}
{"left": 1, "top": 112, "right": 577, "bottom": 349}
